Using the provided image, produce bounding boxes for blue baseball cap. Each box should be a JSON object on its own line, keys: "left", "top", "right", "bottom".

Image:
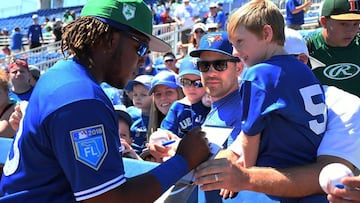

{"left": 178, "top": 56, "right": 200, "bottom": 78}
{"left": 190, "top": 31, "right": 238, "bottom": 59}
{"left": 126, "top": 74, "right": 153, "bottom": 91}
{"left": 115, "top": 109, "right": 133, "bottom": 127}
{"left": 148, "top": 71, "right": 180, "bottom": 95}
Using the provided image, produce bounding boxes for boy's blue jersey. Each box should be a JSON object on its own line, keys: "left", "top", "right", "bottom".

{"left": 203, "top": 90, "right": 243, "bottom": 147}
{"left": 0, "top": 59, "right": 126, "bottom": 202}
{"left": 241, "top": 55, "right": 327, "bottom": 168}
{"left": 161, "top": 100, "right": 210, "bottom": 138}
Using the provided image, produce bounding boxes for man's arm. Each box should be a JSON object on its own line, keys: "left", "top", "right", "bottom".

{"left": 242, "top": 132, "right": 260, "bottom": 168}
{"left": 248, "top": 155, "right": 355, "bottom": 197}
{"left": 291, "top": 1, "right": 312, "bottom": 14}
{"left": 195, "top": 152, "right": 354, "bottom": 197}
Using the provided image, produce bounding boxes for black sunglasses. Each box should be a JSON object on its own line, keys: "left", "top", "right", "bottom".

{"left": 179, "top": 78, "right": 203, "bottom": 88}
{"left": 197, "top": 59, "right": 240, "bottom": 72}
{"left": 122, "top": 32, "right": 150, "bottom": 57}
{"left": 195, "top": 30, "right": 205, "bottom": 34}
{"left": 94, "top": 17, "right": 150, "bottom": 57}
{"left": 165, "top": 59, "right": 175, "bottom": 63}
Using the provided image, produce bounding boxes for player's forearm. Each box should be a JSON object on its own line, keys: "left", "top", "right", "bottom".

{"left": 120, "top": 173, "right": 163, "bottom": 202}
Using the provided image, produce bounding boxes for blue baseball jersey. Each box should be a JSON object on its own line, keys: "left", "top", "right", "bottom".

{"left": 201, "top": 89, "right": 243, "bottom": 202}
{"left": 203, "top": 89, "right": 242, "bottom": 148}
{"left": 161, "top": 100, "right": 210, "bottom": 138}
{"left": 241, "top": 55, "right": 327, "bottom": 167}
{"left": 240, "top": 55, "right": 328, "bottom": 203}
{"left": 8, "top": 87, "right": 34, "bottom": 102}
{"left": 0, "top": 59, "right": 125, "bottom": 202}
{"left": 27, "top": 24, "right": 43, "bottom": 43}
{"left": 215, "top": 10, "right": 227, "bottom": 30}
{"left": 130, "top": 114, "right": 150, "bottom": 154}
{"left": 285, "top": 0, "right": 305, "bottom": 25}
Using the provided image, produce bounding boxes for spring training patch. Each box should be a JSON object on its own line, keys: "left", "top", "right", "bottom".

{"left": 70, "top": 124, "right": 108, "bottom": 170}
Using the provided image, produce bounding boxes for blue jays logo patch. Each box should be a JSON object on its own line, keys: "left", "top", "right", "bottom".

{"left": 70, "top": 124, "right": 108, "bottom": 170}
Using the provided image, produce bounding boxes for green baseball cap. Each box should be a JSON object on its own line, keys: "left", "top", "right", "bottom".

{"left": 81, "top": 0, "right": 171, "bottom": 52}
{"left": 321, "top": 0, "right": 360, "bottom": 20}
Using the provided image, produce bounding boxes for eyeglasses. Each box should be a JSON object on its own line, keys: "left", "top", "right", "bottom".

{"left": 179, "top": 78, "right": 203, "bottom": 88}
{"left": 165, "top": 59, "right": 175, "bottom": 63}
{"left": 123, "top": 32, "right": 150, "bottom": 57}
{"left": 197, "top": 59, "right": 240, "bottom": 72}
{"left": 195, "top": 30, "right": 204, "bottom": 34}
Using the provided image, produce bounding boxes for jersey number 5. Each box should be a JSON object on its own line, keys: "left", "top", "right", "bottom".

{"left": 299, "top": 84, "right": 327, "bottom": 135}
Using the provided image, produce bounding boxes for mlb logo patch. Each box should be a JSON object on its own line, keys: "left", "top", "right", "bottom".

{"left": 70, "top": 124, "right": 108, "bottom": 170}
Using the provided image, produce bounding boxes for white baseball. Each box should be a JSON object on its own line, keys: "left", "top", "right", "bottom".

{"left": 319, "top": 163, "right": 354, "bottom": 194}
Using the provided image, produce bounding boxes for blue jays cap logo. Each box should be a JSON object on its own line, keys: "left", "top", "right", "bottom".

{"left": 206, "top": 34, "right": 223, "bottom": 47}
{"left": 70, "top": 124, "right": 108, "bottom": 170}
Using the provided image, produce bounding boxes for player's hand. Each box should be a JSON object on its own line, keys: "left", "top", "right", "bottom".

{"left": 176, "top": 126, "right": 210, "bottom": 170}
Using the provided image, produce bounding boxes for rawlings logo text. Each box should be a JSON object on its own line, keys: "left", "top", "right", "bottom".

{"left": 323, "top": 63, "right": 360, "bottom": 80}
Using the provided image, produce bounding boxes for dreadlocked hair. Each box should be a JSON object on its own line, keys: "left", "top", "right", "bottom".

{"left": 61, "top": 16, "right": 115, "bottom": 69}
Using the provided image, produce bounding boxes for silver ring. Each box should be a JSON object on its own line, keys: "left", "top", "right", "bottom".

{"left": 214, "top": 174, "right": 219, "bottom": 182}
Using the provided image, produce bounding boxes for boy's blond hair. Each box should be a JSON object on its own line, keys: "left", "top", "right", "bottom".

{"left": 227, "top": 0, "right": 285, "bottom": 46}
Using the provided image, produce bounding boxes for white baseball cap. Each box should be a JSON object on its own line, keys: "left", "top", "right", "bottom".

{"left": 190, "top": 23, "right": 207, "bottom": 34}
{"left": 209, "top": 2, "right": 218, "bottom": 8}
{"left": 284, "top": 28, "right": 309, "bottom": 57}
{"left": 284, "top": 28, "right": 325, "bottom": 69}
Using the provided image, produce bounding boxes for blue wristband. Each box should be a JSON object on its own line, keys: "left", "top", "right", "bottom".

{"left": 149, "top": 154, "right": 189, "bottom": 193}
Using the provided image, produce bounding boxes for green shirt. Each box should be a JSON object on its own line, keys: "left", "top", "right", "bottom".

{"left": 307, "top": 31, "right": 360, "bottom": 97}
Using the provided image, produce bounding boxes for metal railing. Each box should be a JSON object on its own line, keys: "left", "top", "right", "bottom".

{"left": 0, "top": 23, "right": 183, "bottom": 72}
{"left": 0, "top": 35, "right": 56, "bottom": 47}
{"left": 1, "top": 41, "right": 62, "bottom": 72}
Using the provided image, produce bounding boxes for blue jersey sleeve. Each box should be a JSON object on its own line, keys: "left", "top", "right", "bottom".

{"left": 161, "top": 101, "right": 182, "bottom": 136}
{"left": 240, "top": 64, "right": 284, "bottom": 136}
{"left": 45, "top": 100, "right": 126, "bottom": 201}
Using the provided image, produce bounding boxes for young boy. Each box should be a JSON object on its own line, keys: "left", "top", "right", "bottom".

{"left": 115, "top": 109, "right": 141, "bottom": 160}
{"left": 126, "top": 75, "right": 153, "bottom": 154}
{"left": 227, "top": 0, "right": 327, "bottom": 171}
{"left": 160, "top": 56, "right": 210, "bottom": 138}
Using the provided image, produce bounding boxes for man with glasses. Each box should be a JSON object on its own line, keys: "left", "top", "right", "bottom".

{"left": 147, "top": 31, "right": 244, "bottom": 202}
{"left": 0, "top": 0, "right": 210, "bottom": 202}
{"left": 190, "top": 31, "right": 244, "bottom": 202}
{"left": 7, "top": 58, "right": 34, "bottom": 102}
